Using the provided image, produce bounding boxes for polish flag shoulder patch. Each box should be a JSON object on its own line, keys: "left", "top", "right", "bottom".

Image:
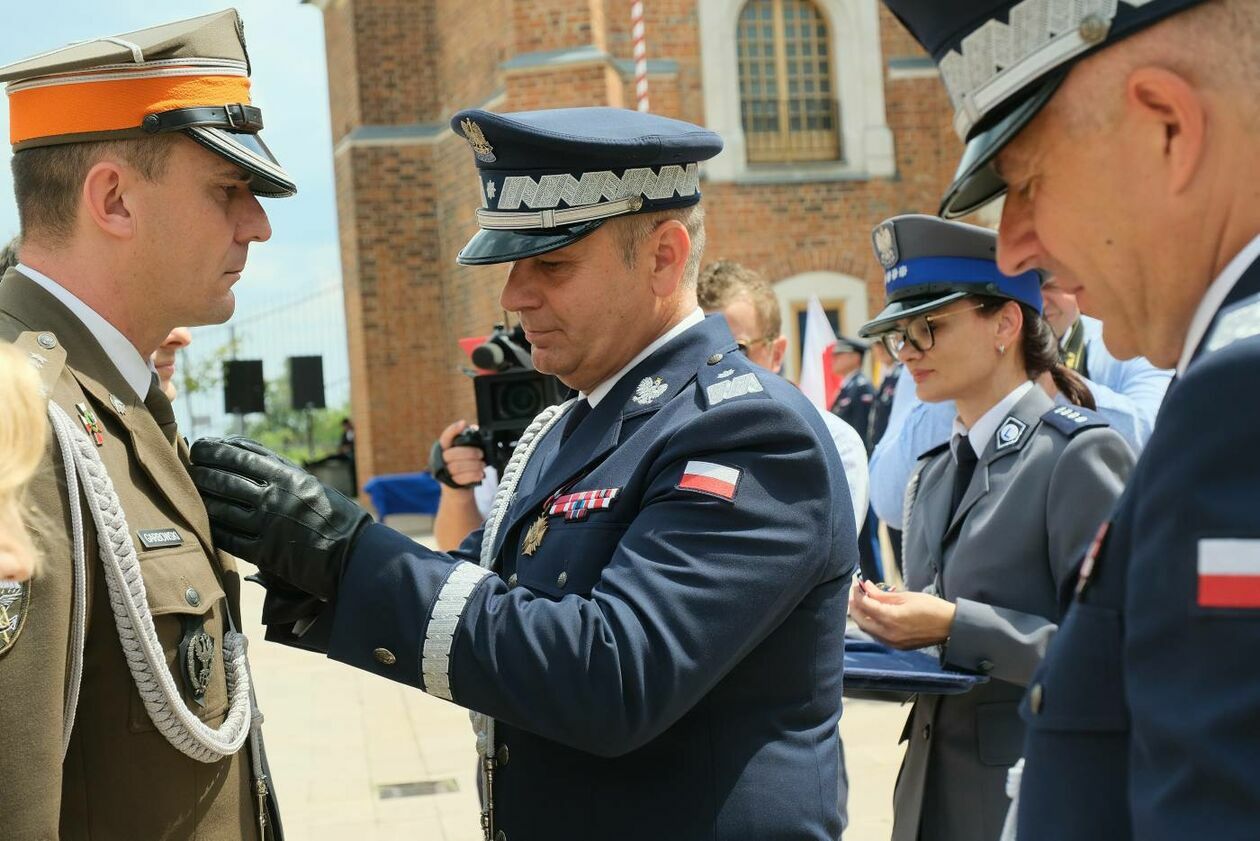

{"left": 677, "top": 460, "right": 742, "bottom": 502}
{"left": 1197, "top": 539, "right": 1260, "bottom": 608}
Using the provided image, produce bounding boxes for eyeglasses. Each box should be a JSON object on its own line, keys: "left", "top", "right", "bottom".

{"left": 736, "top": 337, "right": 774, "bottom": 354}
{"left": 877, "top": 303, "right": 986, "bottom": 358}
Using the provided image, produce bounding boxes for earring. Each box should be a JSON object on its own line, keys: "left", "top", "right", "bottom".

{"left": 997, "top": 344, "right": 1006, "bottom": 355}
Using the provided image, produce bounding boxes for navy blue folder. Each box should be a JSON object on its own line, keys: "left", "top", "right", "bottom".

{"left": 844, "top": 636, "right": 988, "bottom": 698}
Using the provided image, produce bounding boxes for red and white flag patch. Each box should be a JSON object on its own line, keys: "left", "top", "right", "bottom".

{"left": 1197, "top": 539, "right": 1260, "bottom": 608}
{"left": 677, "top": 460, "right": 742, "bottom": 501}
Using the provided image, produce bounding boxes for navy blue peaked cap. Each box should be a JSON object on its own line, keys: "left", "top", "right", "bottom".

{"left": 451, "top": 107, "right": 723, "bottom": 265}
{"left": 859, "top": 214, "right": 1043, "bottom": 338}
{"left": 883, "top": 0, "right": 1208, "bottom": 218}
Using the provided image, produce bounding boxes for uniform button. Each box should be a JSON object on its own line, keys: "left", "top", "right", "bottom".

{"left": 374, "top": 648, "right": 397, "bottom": 666}
{"left": 978, "top": 659, "right": 994, "bottom": 673}
{"left": 495, "top": 831, "right": 507, "bottom": 841}
{"left": 37, "top": 332, "right": 57, "bottom": 350}
{"left": 184, "top": 587, "right": 201, "bottom": 607}
{"left": 1029, "top": 683, "right": 1044, "bottom": 715}
{"left": 496, "top": 743, "right": 509, "bottom": 767}
{"left": 556, "top": 571, "right": 568, "bottom": 588}
{"left": 921, "top": 723, "right": 931, "bottom": 741}
{"left": 1078, "top": 13, "right": 1108, "bottom": 44}
{"left": 707, "top": 352, "right": 723, "bottom": 365}
{"left": 507, "top": 573, "right": 518, "bottom": 588}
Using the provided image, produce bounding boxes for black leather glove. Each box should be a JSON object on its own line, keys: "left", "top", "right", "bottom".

{"left": 190, "top": 437, "right": 371, "bottom": 600}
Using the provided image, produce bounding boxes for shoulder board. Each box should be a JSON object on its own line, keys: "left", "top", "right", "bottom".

{"left": 8, "top": 330, "right": 67, "bottom": 398}
{"left": 1041, "top": 404, "right": 1109, "bottom": 437}
{"left": 697, "top": 359, "right": 769, "bottom": 409}
{"left": 1203, "top": 291, "right": 1260, "bottom": 357}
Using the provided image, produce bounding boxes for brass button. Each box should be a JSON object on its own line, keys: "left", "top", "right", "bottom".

{"left": 556, "top": 571, "right": 568, "bottom": 588}
{"left": 921, "top": 723, "right": 931, "bottom": 741}
{"left": 374, "top": 648, "right": 397, "bottom": 666}
{"left": 36, "top": 332, "right": 57, "bottom": 350}
{"left": 507, "top": 573, "right": 518, "bottom": 588}
{"left": 496, "top": 743, "right": 510, "bottom": 767}
{"left": 1029, "top": 683, "right": 1044, "bottom": 715}
{"left": 978, "top": 659, "right": 994, "bottom": 673}
{"left": 184, "top": 587, "right": 201, "bottom": 607}
{"left": 495, "top": 831, "right": 507, "bottom": 841}
{"left": 707, "top": 352, "right": 723, "bottom": 365}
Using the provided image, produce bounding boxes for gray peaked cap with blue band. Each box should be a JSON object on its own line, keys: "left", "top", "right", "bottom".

{"left": 451, "top": 107, "right": 723, "bottom": 265}
{"left": 859, "top": 214, "right": 1044, "bottom": 338}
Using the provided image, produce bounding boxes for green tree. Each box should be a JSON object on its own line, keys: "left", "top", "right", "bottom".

{"left": 243, "top": 378, "right": 349, "bottom": 464}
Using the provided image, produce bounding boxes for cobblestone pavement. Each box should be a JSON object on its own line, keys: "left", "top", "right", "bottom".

{"left": 243, "top": 522, "right": 907, "bottom": 840}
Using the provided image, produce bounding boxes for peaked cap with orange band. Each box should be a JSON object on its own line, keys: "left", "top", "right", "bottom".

{"left": 0, "top": 9, "right": 295, "bottom": 197}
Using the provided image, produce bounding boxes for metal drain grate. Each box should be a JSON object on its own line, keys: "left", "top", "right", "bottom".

{"left": 376, "top": 778, "right": 460, "bottom": 800}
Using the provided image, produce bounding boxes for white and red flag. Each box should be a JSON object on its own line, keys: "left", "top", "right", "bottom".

{"left": 799, "top": 295, "right": 840, "bottom": 411}
{"left": 677, "top": 461, "right": 742, "bottom": 502}
{"left": 1198, "top": 540, "right": 1260, "bottom": 608}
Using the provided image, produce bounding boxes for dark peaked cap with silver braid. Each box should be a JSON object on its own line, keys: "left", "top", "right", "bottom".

{"left": 451, "top": 107, "right": 722, "bottom": 266}
{"left": 883, "top": 0, "right": 1207, "bottom": 218}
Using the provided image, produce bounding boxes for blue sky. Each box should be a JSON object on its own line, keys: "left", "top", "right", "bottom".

{"left": 0, "top": 3, "right": 346, "bottom": 430}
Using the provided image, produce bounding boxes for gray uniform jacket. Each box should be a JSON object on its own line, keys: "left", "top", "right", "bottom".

{"left": 893, "top": 386, "right": 1134, "bottom": 841}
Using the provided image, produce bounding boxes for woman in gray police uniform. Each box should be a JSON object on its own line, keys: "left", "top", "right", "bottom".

{"left": 849, "top": 215, "right": 1134, "bottom": 841}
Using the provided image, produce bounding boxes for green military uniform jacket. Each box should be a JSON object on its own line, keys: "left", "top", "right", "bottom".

{"left": 0, "top": 269, "right": 260, "bottom": 840}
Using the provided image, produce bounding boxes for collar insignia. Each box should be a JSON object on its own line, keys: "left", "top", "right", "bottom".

{"left": 995, "top": 416, "right": 1027, "bottom": 451}
{"left": 632, "top": 376, "right": 668, "bottom": 405}
{"left": 0, "top": 580, "right": 30, "bottom": 657}
{"left": 716, "top": 368, "right": 735, "bottom": 379}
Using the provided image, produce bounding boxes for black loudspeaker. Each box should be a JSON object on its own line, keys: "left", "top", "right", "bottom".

{"left": 289, "top": 355, "right": 326, "bottom": 410}
{"left": 223, "top": 359, "right": 265, "bottom": 415}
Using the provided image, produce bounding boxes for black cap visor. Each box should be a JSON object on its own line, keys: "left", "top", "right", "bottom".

{"left": 858, "top": 292, "right": 969, "bottom": 339}
{"left": 938, "top": 71, "right": 1066, "bottom": 219}
{"left": 456, "top": 219, "right": 607, "bottom": 266}
{"left": 186, "top": 126, "right": 296, "bottom": 198}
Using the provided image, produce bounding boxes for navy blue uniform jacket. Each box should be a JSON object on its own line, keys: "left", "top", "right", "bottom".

{"left": 290, "top": 315, "right": 857, "bottom": 840}
{"left": 1018, "top": 255, "right": 1260, "bottom": 840}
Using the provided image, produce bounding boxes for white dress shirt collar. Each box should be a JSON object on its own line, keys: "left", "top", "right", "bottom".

{"left": 583, "top": 308, "right": 705, "bottom": 408}
{"left": 951, "top": 380, "right": 1035, "bottom": 459}
{"left": 1177, "top": 234, "right": 1260, "bottom": 376}
{"left": 20, "top": 263, "right": 155, "bottom": 399}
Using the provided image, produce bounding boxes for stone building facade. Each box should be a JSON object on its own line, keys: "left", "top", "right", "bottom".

{"left": 306, "top": 0, "right": 963, "bottom": 482}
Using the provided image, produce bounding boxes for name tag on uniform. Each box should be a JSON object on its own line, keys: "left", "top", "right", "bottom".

{"left": 137, "top": 528, "right": 183, "bottom": 550}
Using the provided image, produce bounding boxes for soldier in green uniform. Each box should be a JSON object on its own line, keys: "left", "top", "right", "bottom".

{"left": 0, "top": 11, "right": 295, "bottom": 839}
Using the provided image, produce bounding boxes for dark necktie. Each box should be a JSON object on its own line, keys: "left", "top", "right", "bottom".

{"left": 949, "top": 433, "right": 979, "bottom": 518}
{"left": 560, "top": 399, "right": 592, "bottom": 446}
{"left": 145, "top": 374, "right": 179, "bottom": 447}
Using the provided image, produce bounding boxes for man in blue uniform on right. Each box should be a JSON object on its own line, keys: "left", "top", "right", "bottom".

{"left": 885, "top": 0, "right": 1260, "bottom": 838}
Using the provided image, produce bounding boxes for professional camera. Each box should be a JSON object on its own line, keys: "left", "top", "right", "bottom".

{"left": 431, "top": 323, "right": 566, "bottom": 486}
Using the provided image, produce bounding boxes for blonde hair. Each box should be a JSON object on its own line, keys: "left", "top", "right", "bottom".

{"left": 0, "top": 343, "right": 47, "bottom": 580}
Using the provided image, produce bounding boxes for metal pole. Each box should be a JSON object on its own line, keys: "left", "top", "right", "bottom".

{"left": 632, "top": 1, "right": 649, "bottom": 112}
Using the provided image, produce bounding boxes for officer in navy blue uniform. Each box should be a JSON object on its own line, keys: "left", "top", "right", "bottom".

{"left": 884, "top": 0, "right": 1260, "bottom": 838}
{"left": 190, "top": 107, "right": 857, "bottom": 841}
{"left": 829, "top": 335, "right": 876, "bottom": 451}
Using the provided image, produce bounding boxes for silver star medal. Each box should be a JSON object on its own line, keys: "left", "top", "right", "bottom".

{"left": 632, "top": 376, "right": 668, "bottom": 406}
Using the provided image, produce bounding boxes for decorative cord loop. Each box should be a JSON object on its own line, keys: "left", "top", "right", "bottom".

{"left": 48, "top": 402, "right": 252, "bottom": 762}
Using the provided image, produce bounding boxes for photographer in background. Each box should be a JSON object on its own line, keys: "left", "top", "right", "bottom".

{"left": 432, "top": 419, "right": 497, "bottom": 551}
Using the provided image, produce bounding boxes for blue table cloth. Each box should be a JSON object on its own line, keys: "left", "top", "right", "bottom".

{"left": 363, "top": 471, "right": 442, "bottom": 518}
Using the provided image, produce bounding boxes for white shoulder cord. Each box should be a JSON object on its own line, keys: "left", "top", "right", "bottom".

{"left": 469, "top": 399, "right": 573, "bottom": 760}
{"left": 47, "top": 401, "right": 252, "bottom": 762}
{"left": 47, "top": 399, "right": 88, "bottom": 759}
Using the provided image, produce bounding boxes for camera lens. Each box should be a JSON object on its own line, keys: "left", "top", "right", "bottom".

{"left": 494, "top": 380, "right": 544, "bottom": 420}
